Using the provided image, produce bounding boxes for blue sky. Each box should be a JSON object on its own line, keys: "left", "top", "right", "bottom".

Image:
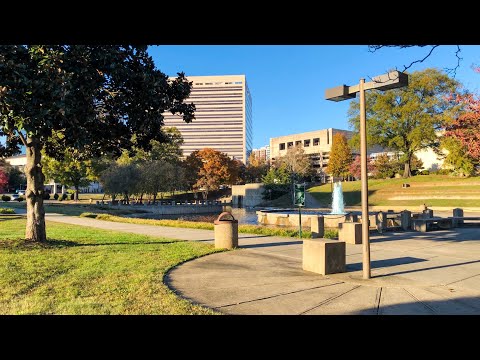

{"left": 149, "top": 45, "right": 480, "bottom": 149}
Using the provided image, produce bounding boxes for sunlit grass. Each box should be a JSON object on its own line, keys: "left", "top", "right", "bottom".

{"left": 0, "top": 216, "right": 221, "bottom": 315}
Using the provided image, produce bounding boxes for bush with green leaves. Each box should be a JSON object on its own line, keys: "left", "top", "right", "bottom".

{"left": 62, "top": 194, "right": 68, "bottom": 200}
{"left": 53, "top": 193, "right": 59, "bottom": 200}
{"left": 420, "top": 170, "right": 430, "bottom": 175}
{"left": 2, "top": 195, "right": 11, "bottom": 202}
{"left": 0, "top": 207, "right": 15, "bottom": 214}
{"left": 16, "top": 196, "right": 24, "bottom": 202}
{"left": 43, "top": 193, "right": 50, "bottom": 200}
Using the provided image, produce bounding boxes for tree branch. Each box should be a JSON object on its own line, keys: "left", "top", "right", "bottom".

{"left": 368, "top": 45, "right": 463, "bottom": 77}
{"left": 17, "top": 130, "right": 27, "bottom": 147}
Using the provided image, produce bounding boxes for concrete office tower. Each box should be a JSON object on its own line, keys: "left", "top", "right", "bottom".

{"left": 163, "top": 75, "right": 252, "bottom": 163}
{"left": 270, "top": 128, "right": 354, "bottom": 179}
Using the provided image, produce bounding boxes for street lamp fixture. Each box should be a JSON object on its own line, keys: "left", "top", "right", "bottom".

{"left": 325, "top": 70, "right": 408, "bottom": 279}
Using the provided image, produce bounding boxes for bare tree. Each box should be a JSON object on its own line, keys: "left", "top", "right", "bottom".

{"left": 368, "top": 45, "right": 462, "bottom": 77}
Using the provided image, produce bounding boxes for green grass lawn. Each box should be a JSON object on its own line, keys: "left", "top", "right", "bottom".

{"left": 0, "top": 216, "right": 221, "bottom": 314}
{"left": 309, "top": 175, "right": 480, "bottom": 207}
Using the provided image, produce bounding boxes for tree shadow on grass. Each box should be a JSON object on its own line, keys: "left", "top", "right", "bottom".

{"left": 0, "top": 238, "right": 180, "bottom": 250}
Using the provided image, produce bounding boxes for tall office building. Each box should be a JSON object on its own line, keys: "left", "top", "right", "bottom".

{"left": 163, "top": 75, "right": 252, "bottom": 163}
{"left": 251, "top": 145, "right": 270, "bottom": 162}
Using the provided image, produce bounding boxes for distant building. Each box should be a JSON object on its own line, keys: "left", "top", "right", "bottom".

{"left": 270, "top": 128, "right": 356, "bottom": 181}
{"left": 251, "top": 145, "right": 270, "bottom": 163}
{"left": 163, "top": 75, "right": 252, "bottom": 164}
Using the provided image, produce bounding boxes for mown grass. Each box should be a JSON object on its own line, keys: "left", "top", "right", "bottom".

{"left": 309, "top": 175, "right": 480, "bottom": 207}
{"left": 0, "top": 216, "right": 222, "bottom": 315}
{"left": 80, "top": 213, "right": 317, "bottom": 239}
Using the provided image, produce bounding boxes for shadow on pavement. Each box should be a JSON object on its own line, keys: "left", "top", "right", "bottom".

{"left": 347, "top": 256, "right": 427, "bottom": 271}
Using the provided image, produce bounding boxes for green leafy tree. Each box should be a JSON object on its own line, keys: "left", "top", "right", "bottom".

{"left": 42, "top": 149, "right": 92, "bottom": 201}
{"left": 261, "top": 164, "right": 291, "bottom": 200}
{"left": 0, "top": 45, "right": 194, "bottom": 242}
{"left": 441, "top": 136, "right": 476, "bottom": 176}
{"left": 348, "top": 68, "right": 461, "bottom": 178}
{"left": 99, "top": 163, "right": 140, "bottom": 204}
{"left": 326, "top": 133, "right": 353, "bottom": 180}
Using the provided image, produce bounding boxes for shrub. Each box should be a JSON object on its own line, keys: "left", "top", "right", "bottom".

{"left": 0, "top": 207, "right": 15, "bottom": 214}
{"left": 2, "top": 195, "right": 11, "bottom": 202}
{"left": 79, "top": 212, "right": 98, "bottom": 218}
{"left": 53, "top": 193, "right": 59, "bottom": 200}
{"left": 62, "top": 194, "right": 68, "bottom": 200}
{"left": 420, "top": 170, "right": 430, "bottom": 175}
{"left": 437, "top": 169, "right": 451, "bottom": 175}
{"left": 43, "top": 193, "right": 50, "bottom": 200}
{"left": 16, "top": 196, "right": 24, "bottom": 202}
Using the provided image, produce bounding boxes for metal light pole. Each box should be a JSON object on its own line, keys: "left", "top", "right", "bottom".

{"left": 325, "top": 71, "right": 408, "bottom": 279}
{"left": 359, "top": 78, "right": 371, "bottom": 279}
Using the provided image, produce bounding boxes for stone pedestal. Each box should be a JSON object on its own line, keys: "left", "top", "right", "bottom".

{"left": 338, "top": 222, "right": 362, "bottom": 244}
{"left": 422, "top": 209, "right": 434, "bottom": 219}
{"left": 452, "top": 208, "right": 464, "bottom": 227}
{"left": 346, "top": 213, "right": 358, "bottom": 222}
{"left": 303, "top": 239, "right": 346, "bottom": 275}
{"left": 311, "top": 216, "right": 325, "bottom": 239}
{"left": 376, "top": 211, "right": 387, "bottom": 233}
{"left": 400, "top": 210, "right": 412, "bottom": 231}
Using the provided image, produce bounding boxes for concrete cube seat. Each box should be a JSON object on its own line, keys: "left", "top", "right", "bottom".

{"left": 303, "top": 238, "right": 346, "bottom": 275}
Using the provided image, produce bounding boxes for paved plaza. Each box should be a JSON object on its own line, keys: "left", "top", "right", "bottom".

{"left": 47, "top": 214, "right": 480, "bottom": 315}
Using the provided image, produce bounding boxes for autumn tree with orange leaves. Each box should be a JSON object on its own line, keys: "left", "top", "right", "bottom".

{"left": 443, "top": 92, "right": 480, "bottom": 175}
{"left": 191, "top": 148, "right": 240, "bottom": 199}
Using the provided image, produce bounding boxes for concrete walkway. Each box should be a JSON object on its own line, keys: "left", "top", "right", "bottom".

{"left": 44, "top": 213, "right": 480, "bottom": 315}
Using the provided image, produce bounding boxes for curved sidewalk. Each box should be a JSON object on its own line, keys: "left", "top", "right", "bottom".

{"left": 166, "top": 227, "right": 480, "bottom": 315}
{"left": 45, "top": 214, "right": 480, "bottom": 315}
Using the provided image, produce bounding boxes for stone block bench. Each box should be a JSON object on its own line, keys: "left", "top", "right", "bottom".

{"left": 412, "top": 217, "right": 453, "bottom": 232}
{"left": 303, "top": 239, "right": 346, "bottom": 275}
{"left": 448, "top": 217, "right": 480, "bottom": 228}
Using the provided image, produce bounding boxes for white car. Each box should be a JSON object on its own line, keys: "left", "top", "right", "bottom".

{"left": 11, "top": 194, "right": 19, "bottom": 200}
{"left": 17, "top": 190, "right": 25, "bottom": 196}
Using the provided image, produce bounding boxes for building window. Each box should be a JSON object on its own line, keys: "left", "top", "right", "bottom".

{"left": 313, "top": 138, "right": 320, "bottom": 146}
{"left": 234, "top": 81, "right": 243, "bottom": 84}
{"left": 295, "top": 140, "right": 302, "bottom": 146}
{"left": 279, "top": 143, "right": 286, "bottom": 150}
{"left": 287, "top": 142, "right": 293, "bottom": 148}
{"left": 327, "top": 132, "right": 330, "bottom": 144}
{"left": 205, "top": 82, "right": 213, "bottom": 85}
{"left": 304, "top": 139, "right": 310, "bottom": 147}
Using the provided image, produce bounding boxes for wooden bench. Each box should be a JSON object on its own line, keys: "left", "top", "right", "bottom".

{"left": 412, "top": 217, "right": 453, "bottom": 232}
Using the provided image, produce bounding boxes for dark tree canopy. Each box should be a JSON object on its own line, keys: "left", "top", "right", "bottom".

{"left": 0, "top": 45, "right": 195, "bottom": 159}
{"left": 0, "top": 45, "right": 195, "bottom": 242}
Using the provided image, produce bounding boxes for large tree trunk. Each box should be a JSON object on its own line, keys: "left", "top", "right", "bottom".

{"left": 403, "top": 159, "right": 412, "bottom": 178}
{"left": 25, "top": 136, "right": 46, "bottom": 242}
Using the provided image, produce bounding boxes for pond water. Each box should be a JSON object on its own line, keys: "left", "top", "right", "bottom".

{"left": 128, "top": 207, "right": 260, "bottom": 225}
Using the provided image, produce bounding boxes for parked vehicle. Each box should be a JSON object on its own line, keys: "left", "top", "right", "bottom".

{"left": 11, "top": 194, "right": 19, "bottom": 200}
{"left": 17, "top": 190, "right": 26, "bottom": 196}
